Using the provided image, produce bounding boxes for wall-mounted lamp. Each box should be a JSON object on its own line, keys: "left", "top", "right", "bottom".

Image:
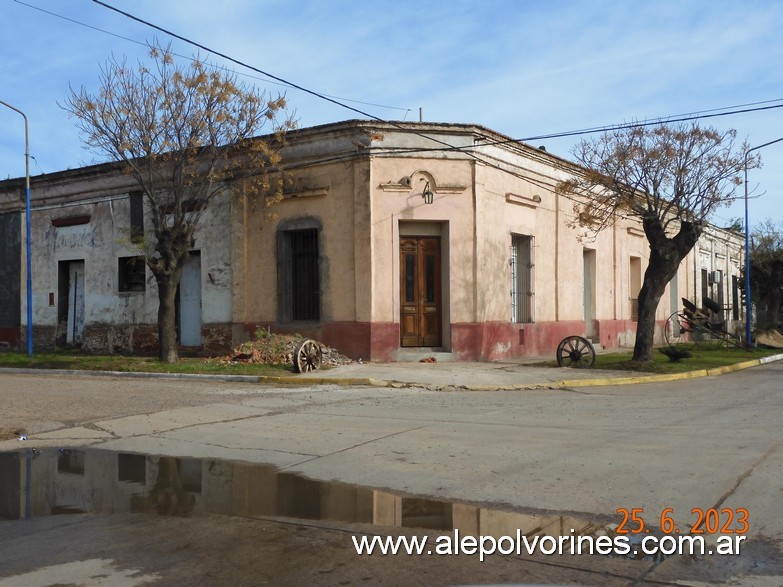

{"left": 422, "top": 181, "right": 434, "bottom": 205}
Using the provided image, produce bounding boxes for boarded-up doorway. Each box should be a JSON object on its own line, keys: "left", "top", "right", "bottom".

{"left": 58, "top": 260, "right": 85, "bottom": 346}
{"left": 583, "top": 249, "right": 596, "bottom": 339}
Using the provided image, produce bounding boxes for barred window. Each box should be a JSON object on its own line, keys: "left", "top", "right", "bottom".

{"left": 118, "top": 256, "right": 146, "bottom": 292}
{"left": 278, "top": 228, "right": 320, "bottom": 321}
{"left": 630, "top": 256, "right": 642, "bottom": 320}
{"left": 510, "top": 234, "right": 534, "bottom": 323}
{"left": 701, "top": 268, "right": 709, "bottom": 306}
{"left": 732, "top": 275, "right": 740, "bottom": 321}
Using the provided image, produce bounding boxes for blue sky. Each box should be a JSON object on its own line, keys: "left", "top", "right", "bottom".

{"left": 2, "top": 0, "right": 783, "bottom": 228}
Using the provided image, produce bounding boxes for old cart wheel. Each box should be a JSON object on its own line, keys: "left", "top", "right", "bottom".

{"left": 664, "top": 312, "right": 695, "bottom": 348}
{"left": 294, "top": 339, "right": 322, "bottom": 373}
{"left": 556, "top": 336, "right": 595, "bottom": 368}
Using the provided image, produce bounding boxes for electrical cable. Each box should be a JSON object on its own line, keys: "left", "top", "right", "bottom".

{"left": 15, "top": 0, "right": 764, "bottom": 227}
{"left": 12, "top": 0, "right": 782, "bottom": 180}
{"left": 89, "top": 0, "right": 399, "bottom": 121}
{"left": 89, "top": 0, "right": 783, "bottom": 156}
{"left": 87, "top": 0, "right": 550, "bottom": 196}
{"left": 12, "top": 0, "right": 411, "bottom": 114}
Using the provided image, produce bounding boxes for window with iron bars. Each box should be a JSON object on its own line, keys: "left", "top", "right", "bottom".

{"left": 118, "top": 255, "right": 146, "bottom": 292}
{"left": 278, "top": 228, "right": 320, "bottom": 321}
{"left": 732, "top": 275, "right": 740, "bottom": 321}
{"left": 510, "top": 234, "right": 534, "bottom": 323}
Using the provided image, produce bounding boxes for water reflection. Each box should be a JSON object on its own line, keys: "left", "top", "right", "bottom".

{"left": 0, "top": 447, "right": 603, "bottom": 541}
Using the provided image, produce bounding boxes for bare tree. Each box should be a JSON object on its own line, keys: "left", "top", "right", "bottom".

{"left": 557, "top": 123, "right": 758, "bottom": 362}
{"left": 63, "top": 43, "right": 295, "bottom": 362}
{"left": 749, "top": 219, "right": 783, "bottom": 331}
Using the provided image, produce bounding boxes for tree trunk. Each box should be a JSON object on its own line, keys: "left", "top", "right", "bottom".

{"left": 632, "top": 218, "right": 702, "bottom": 362}
{"left": 149, "top": 224, "right": 191, "bottom": 364}
{"left": 632, "top": 255, "right": 675, "bottom": 362}
{"left": 156, "top": 273, "right": 181, "bottom": 363}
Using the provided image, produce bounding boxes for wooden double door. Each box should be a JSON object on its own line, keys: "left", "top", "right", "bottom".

{"left": 400, "top": 237, "right": 442, "bottom": 347}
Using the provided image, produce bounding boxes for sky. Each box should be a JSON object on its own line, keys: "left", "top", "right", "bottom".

{"left": 2, "top": 0, "right": 783, "bottom": 229}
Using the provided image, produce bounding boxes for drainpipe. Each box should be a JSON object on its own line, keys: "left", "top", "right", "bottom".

{"left": 612, "top": 214, "right": 617, "bottom": 321}
{"left": 554, "top": 187, "right": 560, "bottom": 321}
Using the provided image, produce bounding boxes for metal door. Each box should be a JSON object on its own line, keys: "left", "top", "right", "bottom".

{"left": 179, "top": 251, "right": 202, "bottom": 345}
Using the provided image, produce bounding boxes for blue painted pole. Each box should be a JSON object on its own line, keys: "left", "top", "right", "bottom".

{"left": 744, "top": 157, "right": 751, "bottom": 346}
{"left": 0, "top": 100, "right": 33, "bottom": 356}
{"left": 25, "top": 168, "right": 32, "bottom": 357}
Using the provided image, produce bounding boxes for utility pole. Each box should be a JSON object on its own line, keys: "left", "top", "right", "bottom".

{"left": 0, "top": 99, "right": 33, "bottom": 356}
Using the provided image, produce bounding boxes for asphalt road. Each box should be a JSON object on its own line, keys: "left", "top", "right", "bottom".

{"left": 1, "top": 364, "right": 782, "bottom": 586}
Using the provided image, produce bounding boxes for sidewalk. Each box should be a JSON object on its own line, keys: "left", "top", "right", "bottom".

{"left": 263, "top": 352, "right": 783, "bottom": 390}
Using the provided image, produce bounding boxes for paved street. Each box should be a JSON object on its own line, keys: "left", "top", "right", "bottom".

{"left": 1, "top": 363, "right": 782, "bottom": 585}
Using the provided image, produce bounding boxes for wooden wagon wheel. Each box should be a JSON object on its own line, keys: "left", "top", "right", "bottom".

{"left": 556, "top": 335, "right": 596, "bottom": 368}
{"left": 294, "top": 339, "right": 323, "bottom": 373}
{"left": 664, "top": 312, "right": 695, "bottom": 349}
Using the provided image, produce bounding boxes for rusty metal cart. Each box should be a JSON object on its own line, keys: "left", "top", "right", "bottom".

{"left": 664, "top": 297, "right": 745, "bottom": 349}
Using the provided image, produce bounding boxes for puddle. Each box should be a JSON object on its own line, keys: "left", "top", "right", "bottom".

{"left": 1, "top": 447, "right": 606, "bottom": 529}
{"left": 1, "top": 447, "right": 661, "bottom": 561}
{"left": 4, "top": 448, "right": 780, "bottom": 586}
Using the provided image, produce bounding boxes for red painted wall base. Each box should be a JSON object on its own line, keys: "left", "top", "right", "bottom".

{"left": 242, "top": 318, "right": 655, "bottom": 362}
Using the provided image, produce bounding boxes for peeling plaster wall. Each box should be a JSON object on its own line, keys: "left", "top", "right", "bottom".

{"left": 237, "top": 150, "right": 366, "bottom": 328}
{"left": 16, "top": 165, "right": 233, "bottom": 353}
{"left": 195, "top": 191, "right": 233, "bottom": 326}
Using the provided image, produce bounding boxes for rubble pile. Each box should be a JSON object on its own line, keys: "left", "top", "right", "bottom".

{"left": 209, "top": 331, "right": 352, "bottom": 368}
{"left": 318, "top": 345, "right": 354, "bottom": 367}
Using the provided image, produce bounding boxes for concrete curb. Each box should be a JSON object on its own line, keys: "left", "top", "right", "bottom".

{"left": 0, "top": 367, "right": 263, "bottom": 383}
{"left": 554, "top": 353, "right": 783, "bottom": 390}
{"left": 557, "top": 368, "right": 710, "bottom": 388}
{"left": 257, "top": 375, "right": 386, "bottom": 387}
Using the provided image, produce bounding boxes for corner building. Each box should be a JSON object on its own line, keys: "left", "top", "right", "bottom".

{"left": 0, "top": 120, "right": 744, "bottom": 360}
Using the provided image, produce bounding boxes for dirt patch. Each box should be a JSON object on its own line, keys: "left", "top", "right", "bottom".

{"left": 757, "top": 330, "right": 783, "bottom": 348}
{"left": 0, "top": 427, "right": 25, "bottom": 442}
{"left": 0, "top": 513, "right": 662, "bottom": 586}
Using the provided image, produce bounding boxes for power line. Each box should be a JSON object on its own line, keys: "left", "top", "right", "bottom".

{"left": 331, "top": 100, "right": 783, "bottom": 161}
{"left": 89, "top": 1, "right": 783, "bottom": 162}
{"left": 87, "top": 0, "right": 510, "bottom": 176}
{"left": 518, "top": 102, "right": 783, "bottom": 143}
{"left": 89, "top": 0, "right": 396, "bottom": 121}
{"left": 43, "top": 0, "right": 778, "bottom": 226}
{"left": 12, "top": 0, "right": 411, "bottom": 114}
{"left": 13, "top": 0, "right": 783, "bottom": 170}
